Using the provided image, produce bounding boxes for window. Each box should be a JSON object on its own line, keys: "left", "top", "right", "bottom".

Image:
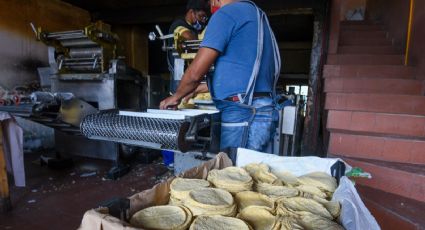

{"left": 286, "top": 85, "right": 308, "bottom": 96}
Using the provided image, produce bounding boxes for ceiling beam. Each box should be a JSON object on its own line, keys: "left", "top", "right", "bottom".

{"left": 93, "top": 5, "right": 187, "bottom": 24}
{"left": 63, "top": 0, "right": 188, "bottom": 11}
{"left": 93, "top": 0, "right": 321, "bottom": 24}
{"left": 279, "top": 42, "right": 312, "bottom": 50}
{"left": 268, "top": 8, "right": 313, "bottom": 16}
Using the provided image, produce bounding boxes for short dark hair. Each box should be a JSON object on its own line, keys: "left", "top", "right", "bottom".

{"left": 186, "top": 0, "right": 208, "bottom": 12}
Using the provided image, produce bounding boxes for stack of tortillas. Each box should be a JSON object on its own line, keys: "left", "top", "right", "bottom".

{"left": 244, "top": 163, "right": 281, "bottom": 186}
{"left": 237, "top": 206, "right": 279, "bottom": 230}
{"left": 272, "top": 171, "right": 300, "bottom": 186}
{"left": 189, "top": 215, "right": 252, "bottom": 230}
{"left": 297, "top": 172, "right": 338, "bottom": 196}
{"left": 128, "top": 163, "right": 345, "bottom": 230}
{"left": 238, "top": 206, "right": 305, "bottom": 230}
{"left": 207, "top": 167, "right": 253, "bottom": 193}
{"left": 170, "top": 178, "right": 210, "bottom": 205}
{"left": 234, "top": 191, "right": 275, "bottom": 212}
{"left": 255, "top": 183, "right": 299, "bottom": 200}
{"left": 130, "top": 205, "right": 192, "bottom": 230}
{"left": 244, "top": 163, "right": 300, "bottom": 200}
{"left": 183, "top": 188, "right": 237, "bottom": 216}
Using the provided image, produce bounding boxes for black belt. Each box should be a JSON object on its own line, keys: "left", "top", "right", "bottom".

{"left": 225, "top": 92, "right": 272, "bottom": 102}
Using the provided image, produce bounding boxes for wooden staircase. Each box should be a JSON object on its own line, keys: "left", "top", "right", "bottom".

{"left": 324, "top": 21, "right": 425, "bottom": 230}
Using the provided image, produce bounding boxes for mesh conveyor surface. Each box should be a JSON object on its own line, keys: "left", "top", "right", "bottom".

{"left": 81, "top": 112, "right": 185, "bottom": 150}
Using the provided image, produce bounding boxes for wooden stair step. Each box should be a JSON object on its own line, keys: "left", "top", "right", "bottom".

{"left": 323, "top": 65, "right": 415, "bottom": 79}
{"left": 341, "top": 24, "right": 384, "bottom": 31}
{"left": 328, "top": 132, "right": 425, "bottom": 165}
{"left": 324, "top": 78, "right": 423, "bottom": 95}
{"left": 338, "top": 45, "right": 398, "bottom": 54}
{"left": 327, "top": 54, "right": 404, "bottom": 65}
{"left": 339, "top": 37, "right": 392, "bottom": 46}
{"left": 335, "top": 157, "right": 425, "bottom": 202}
{"left": 340, "top": 30, "right": 388, "bottom": 39}
{"left": 327, "top": 110, "right": 425, "bottom": 139}
{"left": 340, "top": 20, "right": 379, "bottom": 25}
{"left": 325, "top": 93, "right": 425, "bottom": 115}
{"left": 357, "top": 185, "right": 425, "bottom": 230}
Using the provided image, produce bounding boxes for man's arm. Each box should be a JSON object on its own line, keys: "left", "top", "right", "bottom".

{"left": 182, "top": 83, "right": 209, "bottom": 103}
{"left": 181, "top": 30, "right": 197, "bottom": 40}
{"left": 160, "top": 47, "right": 219, "bottom": 109}
{"left": 174, "top": 26, "right": 197, "bottom": 40}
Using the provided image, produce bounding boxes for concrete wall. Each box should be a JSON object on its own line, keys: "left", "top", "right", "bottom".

{"left": 0, "top": 0, "right": 90, "bottom": 150}
{"left": 0, "top": 0, "right": 90, "bottom": 89}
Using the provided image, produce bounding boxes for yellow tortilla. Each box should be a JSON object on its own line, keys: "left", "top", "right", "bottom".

{"left": 237, "top": 206, "right": 278, "bottom": 230}
{"left": 207, "top": 167, "right": 253, "bottom": 193}
{"left": 184, "top": 188, "right": 237, "bottom": 216}
{"left": 170, "top": 178, "right": 210, "bottom": 201}
{"left": 235, "top": 191, "right": 275, "bottom": 211}
{"left": 130, "top": 205, "right": 191, "bottom": 230}
{"left": 190, "top": 215, "right": 252, "bottom": 230}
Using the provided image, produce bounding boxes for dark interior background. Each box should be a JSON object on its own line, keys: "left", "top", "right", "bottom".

{"left": 62, "top": 0, "right": 320, "bottom": 86}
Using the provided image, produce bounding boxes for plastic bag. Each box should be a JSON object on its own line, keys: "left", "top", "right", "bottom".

{"left": 236, "top": 148, "right": 380, "bottom": 230}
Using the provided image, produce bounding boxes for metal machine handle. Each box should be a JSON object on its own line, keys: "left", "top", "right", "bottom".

{"left": 155, "top": 25, "right": 164, "bottom": 37}
{"left": 30, "top": 22, "right": 38, "bottom": 37}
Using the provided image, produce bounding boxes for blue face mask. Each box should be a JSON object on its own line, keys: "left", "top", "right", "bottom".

{"left": 193, "top": 20, "right": 203, "bottom": 31}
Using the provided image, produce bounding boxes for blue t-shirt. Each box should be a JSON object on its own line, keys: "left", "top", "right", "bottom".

{"left": 200, "top": 1, "right": 275, "bottom": 100}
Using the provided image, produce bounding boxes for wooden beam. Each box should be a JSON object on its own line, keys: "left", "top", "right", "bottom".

{"left": 268, "top": 8, "right": 313, "bottom": 16}
{"left": 255, "top": 0, "right": 315, "bottom": 11}
{"left": 0, "top": 127, "right": 11, "bottom": 213}
{"left": 301, "top": 1, "right": 329, "bottom": 156}
{"left": 279, "top": 42, "right": 312, "bottom": 50}
{"left": 63, "top": 0, "right": 187, "bottom": 11}
{"left": 93, "top": 0, "right": 320, "bottom": 25}
{"left": 94, "top": 5, "right": 186, "bottom": 24}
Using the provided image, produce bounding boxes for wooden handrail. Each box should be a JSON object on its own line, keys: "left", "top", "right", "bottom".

{"left": 405, "top": 0, "right": 415, "bottom": 66}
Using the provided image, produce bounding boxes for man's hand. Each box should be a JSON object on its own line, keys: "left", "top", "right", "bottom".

{"left": 160, "top": 95, "right": 181, "bottom": 110}
{"left": 183, "top": 83, "right": 210, "bottom": 103}
{"left": 182, "top": 92, "right": 196, "bottom": 103}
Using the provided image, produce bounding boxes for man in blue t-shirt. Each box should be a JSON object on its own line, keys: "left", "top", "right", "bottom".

{"left": 160, "top": 0, "right": 280, "bottom": 152}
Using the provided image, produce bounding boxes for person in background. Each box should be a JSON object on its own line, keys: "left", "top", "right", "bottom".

{"left": 160, "top": 0, "right": 281, "bottom": 153}
{"left": 167, "top": 0, "right": 209, "bottom": 92}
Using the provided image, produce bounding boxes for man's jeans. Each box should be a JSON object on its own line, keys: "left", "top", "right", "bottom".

{"left": 214, "top": 97, "right": 278, "bottom": 153}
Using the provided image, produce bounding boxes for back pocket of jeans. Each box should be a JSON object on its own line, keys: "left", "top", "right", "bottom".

{"left": 220, "top": 122, "right": 249, "bottom": 149}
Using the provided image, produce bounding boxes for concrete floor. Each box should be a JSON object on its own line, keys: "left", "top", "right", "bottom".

{"left": 0, "top": 152, "right": 172, "bottom": 230}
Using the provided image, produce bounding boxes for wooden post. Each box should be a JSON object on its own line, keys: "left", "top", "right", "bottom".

{"left": 301, "top": 0, "right": 328, "bottom": 156}
{"left": 0, "top": 127, "right": 12, "bottom": 212}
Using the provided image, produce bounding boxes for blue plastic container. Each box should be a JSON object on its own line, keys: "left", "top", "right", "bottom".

{"left": 161, "top": 150, "right": 174, "bottom": 166}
